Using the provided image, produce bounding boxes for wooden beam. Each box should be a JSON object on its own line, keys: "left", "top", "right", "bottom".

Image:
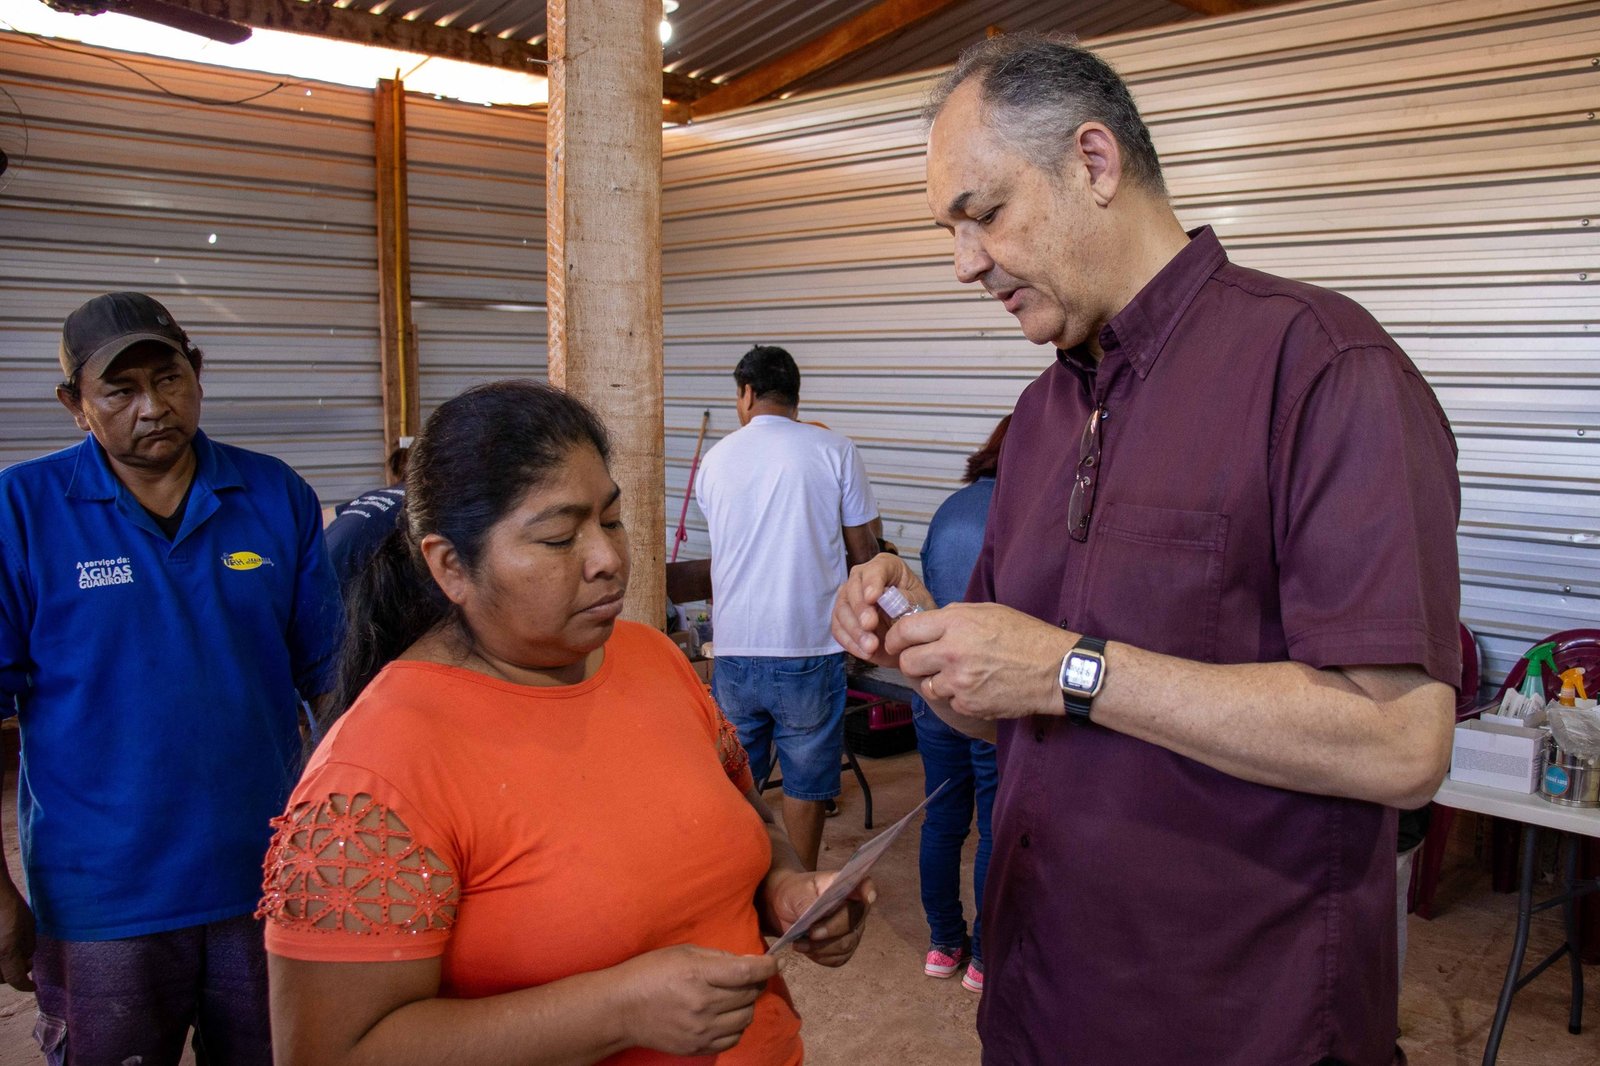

{"left": 547, "top": 0, "right": 665, "bottom": 629}
{"left": 1165, "top": 0, "right": 1291, "bottom": 15}
{"left": 373, "top": 77, "right": 419, "bottom": 465}
{"left": 148, "top": 0, "right": 714, "bottom": 101}
{"left": 691, "top": 0, "right": 965, "bottom": 118}
{"left": 665, "top": 559, "right": 712, "bottom": 605}
{"left": 663, "top": 68, "right": 716, "bottom": 102}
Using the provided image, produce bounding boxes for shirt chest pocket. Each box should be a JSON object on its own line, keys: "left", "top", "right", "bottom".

{"left": 1083, "top": 503, "right": 1229, "bottom": 663}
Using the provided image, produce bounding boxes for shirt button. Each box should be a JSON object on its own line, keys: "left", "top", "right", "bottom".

{"left": 1020, "top": 833, "right": 1032, "bottom": 849}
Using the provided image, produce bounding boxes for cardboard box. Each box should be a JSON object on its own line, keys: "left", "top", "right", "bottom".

{"left": 691, "top": 657, "right": 713, "bottom": 685}
{"left": 1450, "top": 719, "right": 1545, "bottom": 793}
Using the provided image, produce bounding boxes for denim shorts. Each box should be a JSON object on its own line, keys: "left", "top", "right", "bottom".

{"left": 712, "top": 653, "right": 846, "bottom": 801}
{"left": 32, "top": 913, "right": 271, "bottom": 1066}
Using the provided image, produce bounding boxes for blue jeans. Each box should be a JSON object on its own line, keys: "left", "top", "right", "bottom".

{"left": 32, "top": 913, "right": 271, "bottom": 1066}
{"left": 712, "top": 654, "right": 846, "bottom": 801}
{"left": 913, "top": 697, "right": 998, "bottom": 964}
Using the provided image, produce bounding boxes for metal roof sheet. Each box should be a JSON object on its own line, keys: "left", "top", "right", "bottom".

{"left": 324, "top": 0, "right": 1198, "bottom": 93}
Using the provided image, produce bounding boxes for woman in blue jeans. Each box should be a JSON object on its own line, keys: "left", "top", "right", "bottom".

{"left": 913, "top": 416, "right": 1007, "bottom": 994}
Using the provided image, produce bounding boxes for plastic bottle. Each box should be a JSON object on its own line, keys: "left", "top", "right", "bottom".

{"left": 1557, "top": 667, "right": 1587, "bottom": 707}
{"left": 877, "top": 586, "right": 922, "bottom": 621}
{"left": 1499, "top": 642, "right": 1558, "bottom": 719}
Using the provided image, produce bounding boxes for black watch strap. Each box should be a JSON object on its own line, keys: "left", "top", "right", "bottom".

{"left": 1062, "top": 635, "right": 1108, "bottom": 720}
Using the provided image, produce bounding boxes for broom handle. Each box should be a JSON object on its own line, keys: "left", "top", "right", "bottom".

{"left": 672, "top": 409, "right": 711, "bottom": 563}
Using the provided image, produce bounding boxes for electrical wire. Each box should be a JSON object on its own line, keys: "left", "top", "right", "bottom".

{"left": 0, "top": 81, "right": 30, "bottom": 185}
{"left": 1, "top": 21, "right": 310, "bottom": 106}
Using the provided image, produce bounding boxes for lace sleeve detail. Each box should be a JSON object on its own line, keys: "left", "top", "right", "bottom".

{"left": 257, "top": 792, "right": 459, "bottom": 937}
{"left": 716, "top": 706, "right": 754, "bottom": 793}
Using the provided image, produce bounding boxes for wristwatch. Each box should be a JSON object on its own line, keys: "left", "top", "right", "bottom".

{"left": 1059, "top": 636, "right": 1108, "bottom": 721}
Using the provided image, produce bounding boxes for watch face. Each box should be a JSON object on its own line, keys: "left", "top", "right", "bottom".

{"left": 1063, "top": 653, "right": 1103, "bottom": 694}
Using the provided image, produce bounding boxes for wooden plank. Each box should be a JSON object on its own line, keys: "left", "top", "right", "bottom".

{"left": 689, "top": 0, "right": 966, "bottom": 119}
{"left": 1164, "top": 0, "right": 1287, "bottom": 14}
{"left": 1164, "top": 0, "right": 1250, "bottom": 14}
{"left": 373, "top": 77, "right": 419, "bottom": 467}
{"left": 547, "top": 0, "right": 665, "bottom": 629}
{"left": 665, "top": 558, "right": 712, "bottom": 603}
{"left": 147, "top": 0, "right": 714, "bottom": 101}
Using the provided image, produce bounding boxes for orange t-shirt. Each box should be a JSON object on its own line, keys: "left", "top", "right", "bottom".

{"left": 260, "top": 621, "right": 801, "bottom": 1066}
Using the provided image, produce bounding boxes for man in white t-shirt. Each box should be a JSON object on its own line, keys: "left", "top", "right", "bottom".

{"left": 696, "top": 345, "right": 880, "bottom": 868}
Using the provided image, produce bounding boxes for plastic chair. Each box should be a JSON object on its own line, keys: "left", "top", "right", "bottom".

{"left": 1413, "top": 628, "right": 1600, "bottom": 922}
{"left": 1454, "top": 621, "right": 1484, "bottom": 715}
{"left": 1494, "top": 630, "right": 1600, "bottom": 703}
{"left": 1410, "top": 623, "right": 1481, "bottom": 917}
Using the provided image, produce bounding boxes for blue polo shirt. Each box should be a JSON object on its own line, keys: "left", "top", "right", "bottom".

{"left": 325, "top": 485, "right": 405, "bottom": 592}
{"left": 0, "top": 431, "right": 342, "bottom": 939}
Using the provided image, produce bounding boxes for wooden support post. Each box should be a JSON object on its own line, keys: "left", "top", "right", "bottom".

{"left": 374, "top": 77, "right": 419, "bottom": 468}
{"left": 546, "top": 0, "right": 666, "bottom": 629}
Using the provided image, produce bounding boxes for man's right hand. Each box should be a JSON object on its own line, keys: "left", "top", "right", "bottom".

{"left": 618, "top": 944, "right": 779, "bottom": 1057}
{"left": 0, "top": 881, "right": 36, "bottom": 992}
{"left": 831, "top": 553, "right": 936, "bottom": 669}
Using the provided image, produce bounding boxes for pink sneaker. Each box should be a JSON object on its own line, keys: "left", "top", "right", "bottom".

{"left": 962, "top": 961, "right": 984, "bottom": 993}
{"left": 924, "top": 944, "right": 968, "bottom": 978}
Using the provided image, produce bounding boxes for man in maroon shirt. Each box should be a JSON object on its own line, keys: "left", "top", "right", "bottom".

{"left": 833, "top": 36, "right": 1461, "bottom": 1066}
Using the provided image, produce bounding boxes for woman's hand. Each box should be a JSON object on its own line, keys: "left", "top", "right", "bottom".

{"left": 761, "top": 870, "right": 875, "bottom": 967}
{"left": 617, "top": 945, "right": 780, "bottom": 1057}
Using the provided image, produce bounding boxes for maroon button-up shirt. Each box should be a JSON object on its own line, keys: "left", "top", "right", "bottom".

{"left": 972, "top": 228, "right": 1460, "bottom": 1066}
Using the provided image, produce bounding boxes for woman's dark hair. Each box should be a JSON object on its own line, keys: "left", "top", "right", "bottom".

{"left": 332, "top": 379, "right": 612, "bottom": 721}
{"left": 733, "top": 344, "right": 801, "bottom": 407}
{"left": 963, "top": 414, "right": 1011, "bottom": 483}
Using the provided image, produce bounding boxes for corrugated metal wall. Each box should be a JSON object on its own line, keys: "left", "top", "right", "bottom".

{"left": 0, "top": 34, "right": 551, "bottom": 502}
{"left": 0, "top": 32, "right": 383, "bottom": 503}
{"left": 661, "top": 0, "right": 1600, "bottom": 689}
{"left": 405, "top": 97, "right": 548, "bottom": 418}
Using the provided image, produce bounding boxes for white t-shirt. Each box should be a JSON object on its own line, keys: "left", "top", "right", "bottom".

{"left": 695, "top": 415, "right": 879, "bottom": 657}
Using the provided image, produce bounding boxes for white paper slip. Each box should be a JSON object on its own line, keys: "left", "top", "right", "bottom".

{"left": 766, "top": 779, "right": 949, "bottom": 955}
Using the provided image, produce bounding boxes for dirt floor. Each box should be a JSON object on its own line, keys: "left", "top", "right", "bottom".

{"left": 0, "top": 745, "right": 1595, "bottom": 1065}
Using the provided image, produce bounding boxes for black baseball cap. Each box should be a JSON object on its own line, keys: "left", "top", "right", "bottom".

{"left": 59, "top": 292, "right": 190, "bottom": 383}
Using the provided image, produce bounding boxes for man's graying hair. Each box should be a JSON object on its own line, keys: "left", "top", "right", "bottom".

{"left": 924, "top": 34, "right": 1166, "bottom": 195}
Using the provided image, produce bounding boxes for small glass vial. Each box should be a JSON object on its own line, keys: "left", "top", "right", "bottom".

{"left": 878, "top": 585, "right": 922, "bottom": 621}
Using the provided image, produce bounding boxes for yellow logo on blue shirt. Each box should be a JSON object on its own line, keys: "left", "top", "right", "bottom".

{"left": 221, "top": 551, "right": 274, "bottom": 571}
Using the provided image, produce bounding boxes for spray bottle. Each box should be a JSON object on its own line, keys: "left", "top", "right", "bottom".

{"left": 1498, "top": 642, "right": 1558, "bottom": 719}
{"left": 1557, "top": 667, "right": 1587, "bottom": 707}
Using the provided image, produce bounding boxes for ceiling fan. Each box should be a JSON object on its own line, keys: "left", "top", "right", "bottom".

{"left": 43, "top": 0, "right": 253, "bottom": 45}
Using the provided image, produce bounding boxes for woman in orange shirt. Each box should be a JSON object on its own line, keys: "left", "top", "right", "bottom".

{"left": 259, "top": 380, "right": 872, "bottom": 1064}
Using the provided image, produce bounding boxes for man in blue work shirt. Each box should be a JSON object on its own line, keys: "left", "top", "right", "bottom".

{"left": 324, "top": 443, "right": 408, "bottom": 593}
{"left": 0, "top": 293, "right": 341, "bottom": 1064}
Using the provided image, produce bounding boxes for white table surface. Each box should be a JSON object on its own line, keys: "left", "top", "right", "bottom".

{"left": 1434, "top": 777, "right": 1600, "bottom": 839}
